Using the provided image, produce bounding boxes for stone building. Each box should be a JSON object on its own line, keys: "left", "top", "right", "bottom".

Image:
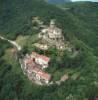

{"left": 38, "top": 20, "right": 65, "bottom": 50}
{"left": 31, "top": 52, "right": 50, "bottom": 69}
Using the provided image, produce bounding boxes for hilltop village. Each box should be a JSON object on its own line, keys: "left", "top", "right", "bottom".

{"left": 0, "top": 17, "right": 76, "bottom": 85}
{"left": 19, "top": 17, "right": 74, "bottom": 85}
{"left": 33, "top": 17, "right": 72, "bottom": 51}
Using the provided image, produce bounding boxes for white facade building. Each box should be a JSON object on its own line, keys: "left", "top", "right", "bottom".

{"left": 31, "top": 52, "right": 50, "bottom": 69}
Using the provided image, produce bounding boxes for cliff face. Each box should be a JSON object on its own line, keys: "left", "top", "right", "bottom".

{"left": 47, "top": 0, "right": 71, "bottom": 4}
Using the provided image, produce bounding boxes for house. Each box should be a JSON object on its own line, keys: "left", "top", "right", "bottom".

{"left": 24, "top": 58, "right": 51, "bottom": 84}
{"left": 39, "top": 20, "right": 63, "bottom": 40}
{"left": 22, "top": 52, "right": 51, "bottom": 84}
{"left": 31, "top": 52, "right": 50, "bottom": 69}
{"left": 37, "top": 19, "right": 66, "bottom": 51}
{"left": 32, "top": 67, "right": 51, "bottom": 83}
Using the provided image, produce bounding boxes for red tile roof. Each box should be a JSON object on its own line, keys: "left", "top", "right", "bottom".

{"left": 23, "top": 52, "right": 51, "bottom": 81}
{"left": 26, "top": 63, "right": 51, "bottom": 81}
{"left": 34, "top": 67, "right": 51, "bottom": 81}
{"left": 32, "top": 52, "right": 50, "bottom": 62}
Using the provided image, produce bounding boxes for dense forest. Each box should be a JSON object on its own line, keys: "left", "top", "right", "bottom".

{"left": 59, "top": 2, "right": 98, "bottom": 56}
{"left": 0, "top": 0, "right": 98, "bottom": 100}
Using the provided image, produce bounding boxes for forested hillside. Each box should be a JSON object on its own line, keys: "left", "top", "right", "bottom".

{"left": 0, "top": 0, "right": 75, "bottom": 39}
{"left": 0, "top": 0, "right": 98, "bottom": 100}
{"left": 59, "top": 2, "right": 98, "bottom": 56}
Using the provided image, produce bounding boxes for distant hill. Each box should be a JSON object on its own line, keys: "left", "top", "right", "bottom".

{"left": 46, "top": 0, "right": 71, "bottom": 4}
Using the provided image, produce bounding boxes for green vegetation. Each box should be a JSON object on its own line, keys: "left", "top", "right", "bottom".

{"left": 46, "top": 0, "right": 71, "bottom": 4}
{"left": 0, "top": 0, "right": 98, "bottom": 100}
{"left": 59, "top": 2, "right": 98, "bottom": 56}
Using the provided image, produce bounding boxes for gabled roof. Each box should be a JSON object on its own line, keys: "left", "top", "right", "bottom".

{"left": 35, "top": 67, "right": 51, "bottom": 81}
{"left": 37, "top": 55, "right": 50, "bottom": 62}
{"left": 26, "top": 62, "right": 51, "bottom": 81}
{"left": 23, "top": 52, "right": 51, "bottom": 81}
{"left": 32, "top": 52, "right": 50, "bottom": 62}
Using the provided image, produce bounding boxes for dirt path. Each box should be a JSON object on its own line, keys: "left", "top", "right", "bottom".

{"left": 0, "top": 35, "right": 22, "bottom": 51}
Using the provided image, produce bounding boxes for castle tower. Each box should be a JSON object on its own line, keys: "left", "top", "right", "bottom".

{"left": 50, "top": 19, "right": 56, "bottom": 28}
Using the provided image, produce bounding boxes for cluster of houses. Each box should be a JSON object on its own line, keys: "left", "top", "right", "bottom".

{"left": 20, "top": 52, "right": 51, "bottom": 85}
{"left": 32, "top": 16, "right": 74, "bottom": 52}
{"left": 19, "top": 18, "right": 73, "bottom": 85}
{"left": 33, "top": 19, "right": 66, "bottom": 51}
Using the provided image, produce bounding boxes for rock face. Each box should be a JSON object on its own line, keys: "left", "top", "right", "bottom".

{"left": 38, "top": 20, "right": 65, "bottom": 50}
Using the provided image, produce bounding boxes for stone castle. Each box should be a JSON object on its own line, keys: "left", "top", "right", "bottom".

{"left": 33, "top": 19, "right": 71, "bottom": 51}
